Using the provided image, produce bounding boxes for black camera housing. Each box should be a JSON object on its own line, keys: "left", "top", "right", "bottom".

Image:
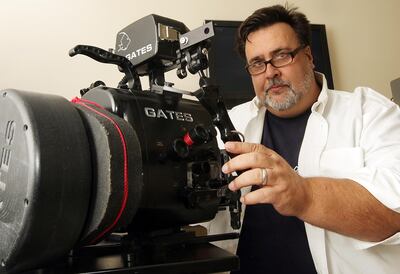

{"left": 0, "top": 14, "right": 241, "bottom": 274}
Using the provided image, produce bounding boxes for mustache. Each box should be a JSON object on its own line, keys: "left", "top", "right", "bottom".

{"left": 265, "top": 78, "right": 291, "bottom": 93}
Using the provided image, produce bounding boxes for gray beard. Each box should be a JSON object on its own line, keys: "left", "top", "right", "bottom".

{"left": 263, "top": 69, "right": 314, "bottom": 111}
{"left": 265, "top": 87, "right": 299, "bottom": 111}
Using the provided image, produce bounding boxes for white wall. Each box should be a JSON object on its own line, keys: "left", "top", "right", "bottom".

{"left": 1, "top": 0, "right": 399, "bottom": 99}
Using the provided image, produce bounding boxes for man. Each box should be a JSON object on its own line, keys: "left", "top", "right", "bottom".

{"left": 207, "top": 4, "right": 400, "bottom": 274}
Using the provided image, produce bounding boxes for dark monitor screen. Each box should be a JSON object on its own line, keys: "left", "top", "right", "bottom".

{"left": 206, "top": 20, "right": 334, "bottom": 109}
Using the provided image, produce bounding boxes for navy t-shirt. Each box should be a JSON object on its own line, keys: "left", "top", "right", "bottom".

{"left": 232, "top": 109, "right": 317, "bottom": 274}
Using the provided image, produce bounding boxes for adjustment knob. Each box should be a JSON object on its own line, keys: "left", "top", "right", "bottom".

{"left": 183, "top": 125, "right": 210, "bottom": 146}
{"left": 173, "top": 139, "right": 189, "bottom": 158}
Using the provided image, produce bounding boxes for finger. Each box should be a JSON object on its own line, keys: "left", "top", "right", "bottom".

{"left": 222, "top": 151, "right": 274, "bottom": 174}
{"left": 240, "top": 187, "right": 275, "bottom": 205}
{"left": 225, "top": 141, "right": 274, "bottom": 155}
{"left": 229, "top": 168, "right": 269, "bottom": 191}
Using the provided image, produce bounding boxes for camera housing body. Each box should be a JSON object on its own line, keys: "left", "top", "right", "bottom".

{"left": 81, "top": 85, "right": 223, "bottom": 232}
{"left": 0, "top": 14, "right": 241, "bottom": 274}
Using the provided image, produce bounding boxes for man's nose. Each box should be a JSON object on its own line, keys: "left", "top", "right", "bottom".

{"left": 264, "top": 63, "right": 281, "bottom": 79}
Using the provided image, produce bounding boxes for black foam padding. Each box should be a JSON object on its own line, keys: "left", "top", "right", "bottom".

{"left": 74, "top": 102, "right": 143, "bottom": 245}
{"left": 0, "top": 90, "right": 92, "bottom": 273}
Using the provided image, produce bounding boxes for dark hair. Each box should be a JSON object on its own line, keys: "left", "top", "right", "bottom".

{"left": 237, "top": 4, "right": 311, "bottom": 59}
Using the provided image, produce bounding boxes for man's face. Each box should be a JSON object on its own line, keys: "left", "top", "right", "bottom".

{"left": 245, "top": 23, "right": 315, "bottom": 112}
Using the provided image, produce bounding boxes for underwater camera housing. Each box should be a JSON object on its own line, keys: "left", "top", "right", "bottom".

{"left": 0, "top": 14, "right": 244, "bottom": 273}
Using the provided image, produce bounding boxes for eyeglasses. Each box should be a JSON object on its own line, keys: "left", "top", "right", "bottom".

{"left": 245, "top": 45, "right": 305, "bottom": 76}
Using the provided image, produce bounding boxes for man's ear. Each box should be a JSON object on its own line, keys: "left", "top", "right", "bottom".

{"left": 304, "top": 45, "right": 315, "bottom": 69}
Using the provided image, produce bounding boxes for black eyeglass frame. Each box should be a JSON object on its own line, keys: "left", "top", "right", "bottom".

{"left": 245, "top": 45, "right": 306, "bottom": 76}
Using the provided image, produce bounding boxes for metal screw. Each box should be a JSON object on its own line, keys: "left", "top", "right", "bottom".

{"left": 179, "top": 36, "right": 189, "bottom": 45}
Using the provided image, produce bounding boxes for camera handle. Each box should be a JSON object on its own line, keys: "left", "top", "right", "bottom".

{"left": 193, "top": 76, "right": 244, "bottom": 230}
{"left": 193, "top": 76, "right": 242, "bottom": 144}
{"left": 69, "top": 45, "right": 142, "bottom": 92}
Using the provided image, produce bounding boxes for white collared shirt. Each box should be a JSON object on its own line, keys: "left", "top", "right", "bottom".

{"left": 206, "top": 73, "right": 400, "bottom": 274}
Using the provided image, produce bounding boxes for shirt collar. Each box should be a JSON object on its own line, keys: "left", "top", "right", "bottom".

{"left": 311, "top": 72, "right": 329, "bottom": 114}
